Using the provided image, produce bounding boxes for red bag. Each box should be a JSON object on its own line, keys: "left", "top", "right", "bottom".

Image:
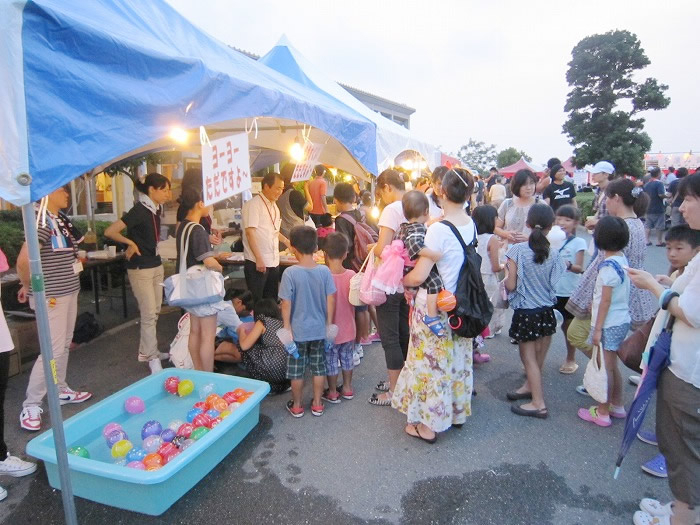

{"left": 617, "top": 316, "right": 655, "bottom": 373}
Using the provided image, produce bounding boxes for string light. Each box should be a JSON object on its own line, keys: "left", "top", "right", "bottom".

{"left": 169, "top": 127, "right": 188, "bottom": 144}
{"left": 289, "top": 138, "right": 304, "bottom": 162}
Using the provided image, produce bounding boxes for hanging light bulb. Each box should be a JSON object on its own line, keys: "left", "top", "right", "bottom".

{"left": 370, "top": 206, "right": 380, "bottom": 219}
{"left": 290, "top": 138, "right": 304, "bottom": 162}
{"left": 169, "top": 127, "right": 188, "bottom": 144}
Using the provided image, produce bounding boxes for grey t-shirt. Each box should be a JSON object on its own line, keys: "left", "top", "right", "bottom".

{"left": 279, "top": 264, "right": 336, "bottom": 342}
{"left": 176, "top": 220, "right": 214, "bottom": 269}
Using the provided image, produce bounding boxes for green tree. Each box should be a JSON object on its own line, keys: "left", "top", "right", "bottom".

{"left": 563, "top": 30, "right": 670, "bottom": 177}
{"left": 496, "top": 147, "right": 532, "bottom": 168}
{"left": 456, "top": 138, "right": 497, "bottom": 173}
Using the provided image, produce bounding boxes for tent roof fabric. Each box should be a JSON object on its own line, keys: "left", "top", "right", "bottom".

{"left": 0, "top": 0, "right": 377, "bottom": 205}
{"left": 499, "top": 157, "right": 545, "bottom": 177}
{"left": 259, "top": 36, "right": 438, "bottom": 173}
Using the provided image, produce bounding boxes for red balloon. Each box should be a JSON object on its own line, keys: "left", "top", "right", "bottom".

{"left": 193, "top": 401, "right": 208, "bottom": 410}
{"left": 158, "top": 442, "right": 178, "bottom": 458}
{"left": 164, "top": 376, "right": 180, "bottom": 395}
{"left": 208, "top": 417, "right": 223, "bottom": 429}
{"left": 192, "top": 413, "right": 212, "bottom": 428}
{"left": 176, "top": 423, "right": 194, "bottom": 438}
{"left": 222, "top": 391, "right": 239, "bottom": 404}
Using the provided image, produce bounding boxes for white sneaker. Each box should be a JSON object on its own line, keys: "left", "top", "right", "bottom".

{"left": 353, "top": 351, "right": 361, "bottom": 367}
{"left": 0, "top": 454, "right": 37, "bottom": 477}
{"left": 629, "top": 375, "right": 642, "bottom": 386}
{"left": 20, "top": 406, "right": 43, "bottom": 431}
{"left": 58, "top": 388, "right": 92, "bottom": 405}
{"left": 355, "top": 344, "right": 364, "bottom": 359}
{"left": 0, "top": 485, "right": 6, "bottom": 501}
{"left": 149, "top": 359, "right": 163, "bottom": 374}
{"left": 639, "top": 498, "right": 673, "bottom": 517}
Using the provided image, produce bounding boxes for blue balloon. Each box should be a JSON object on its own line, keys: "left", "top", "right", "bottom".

{"left": 106, "top": 429, "right": 128, "bottom": 448}
{"left": 141, "top": 420, "right": 163, "bottom": 440}
{"left": 205, "top": 409, "right": 220, "bottom": 419}
{"left": 160, "top": 428, "right": 176, "bottom": 442}
{"left": 126, "top": 447, "right": 147, "bottom": 462}
{"left": 186, "top": 408, "right": 203, "bottom": 423}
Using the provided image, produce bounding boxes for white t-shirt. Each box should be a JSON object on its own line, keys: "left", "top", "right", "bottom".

{"left": 242, "top": 193, "right": 282, "bottom": 267}
{"left": 477, "top": 233, "right": 495, "bottom": 275}
{"left": 378, "top": 200, "right": 407, "bottom": 233}
{"left": 554, "top": 236, "right": 587, "bottom": 297}
{"left": 426, "top": 190, "right": 443, "bottom": 220}
{"left": 0, "top": 283, "right": 14, "bottom": 353}
{"left": 590, "top": 254, "right": 631, "bottom": 329}
{"left": 424, "top": 219, "right": 477, "bottom": 293}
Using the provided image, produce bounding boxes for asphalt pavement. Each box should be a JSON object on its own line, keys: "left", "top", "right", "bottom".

{"left": 0, "top": 240, "right": 672, "bottom": 525}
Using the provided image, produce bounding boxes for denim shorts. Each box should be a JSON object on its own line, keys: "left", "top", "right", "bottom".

{"left": 588, "top": 323, "right": 630, "bottom": 351}
{"left": 645, "top": 213, "right": 665, "bottom": 231}
{"left": 286, "top": 339, "right": 326, "bottom": 379}
{"left": 325, "top": 341, "right": 355, "bottom": 376}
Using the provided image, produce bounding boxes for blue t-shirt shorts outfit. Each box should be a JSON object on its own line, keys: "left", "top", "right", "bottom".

{"left": 589, "top": 255, "right": 631, "bottom": 351}
{"left": 644, "top": 180, "right": 666, "bottom": 231}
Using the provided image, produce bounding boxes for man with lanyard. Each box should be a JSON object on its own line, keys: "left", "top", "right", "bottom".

{"left": 16, "top": 186, "right": 92, "bottom": 431}
{"left": 242, "top": 172, "right": 289, "bottom": 302}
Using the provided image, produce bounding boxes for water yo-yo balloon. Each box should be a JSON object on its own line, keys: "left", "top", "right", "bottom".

{"left": 164, "top": 376, "right": 180, "bottom": 395}
{"left": 143, "top": 453, "right": 163, "bottom": 469}
{"left": 193, "top": 401, "right": 208, "bottom": 411}
{"left": 219, "top": 409, "right": 231, "bottom": 419}
{"left": 127, "top": 461, "right": 146, "bottom": 470}
{"left": 211, "top": 397, "right": 228, "bottom": 412}
{"left": 222, "top": 391, "right": 238, "bottom": 404}
{"left": 191, "top": 426, "right": 209, "bottom": 440}
{"left": 141, "top": 420, "right": 163, "bottom": 440}
{"left": 113, "top": 458, "right": 127, "bottom": 467}
{"left": 179, "top": 438, "right": 195, "bottom": 451}
{"left": 209, "top": 417, "right": 223, "bottom": 429}
{"left": 106, "top": 429, "right": 128, "bottom": 448}
{"left": 177, "top": 379, "right": 194, "bottom": 397}
{"left": 176, "top": 423, "right": 194, "bottom": 438}
{"left": 168, "top": 419, "right": 185, "bottom": 432}
{"left": 205, "top": 393, "right": 221, "bottom": 407}
{"left": 124, "top": 396, "right": 145, "bottom": 414}
{"left": 111, "top": 439, "right": 133, "bottom": 458}
{"left": 205, "top": 409, "right": 220, "bottom": 419}
{"left": 192, "top": 413, "right": 212, "bottom": 428}
{"left": 198, "top": 382, "right": 215, "bottom": 400}
{"left": 67, "top": 446, "right": 90, "bottom": 459}
{"left": 437, "top": 289, "right": 457, "bottom": 312}
{"left": 160, "top": 428, "right": 176, "bottom": 443}
{"left": 171, "top": 435, "right": 185, "bottom": 448}
{"left": 143, "top": 435, "right": 163, "bottom": 454}
{"left": 126, "top": 447, "right": 147, "bottom": 463}
{"left": 102, "top": 422, "right": 122, "bottom": 439}
{"left": 186, "top": 408, "right": 203, "bottom": 423}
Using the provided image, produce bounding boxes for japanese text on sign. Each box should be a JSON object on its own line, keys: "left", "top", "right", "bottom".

{"left": 291, "top": 142, "right": 325, "bottom": 183}
{"left": 201, "top": 133, "right": 251, "bottom": 206}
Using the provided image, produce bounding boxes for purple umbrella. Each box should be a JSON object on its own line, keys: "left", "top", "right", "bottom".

{"left": 613, "top": 315, "right": 674, "bottom": 479}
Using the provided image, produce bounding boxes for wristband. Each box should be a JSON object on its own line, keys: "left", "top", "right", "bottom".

{"left": 661, "top": 291, "right": 679, "bottom": 311}
{"left": 658, "top": 289, "right": 673, "bottom": 309}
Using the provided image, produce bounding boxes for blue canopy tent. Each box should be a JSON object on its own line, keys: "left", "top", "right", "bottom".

{"left": 0, "top": 1, "right": 379, "bottom": 521}
{"left": 259, "top": 36, "right": 438, "bottom": 173}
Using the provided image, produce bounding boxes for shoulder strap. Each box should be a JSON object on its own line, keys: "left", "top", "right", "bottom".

{"left": 598, "top": 259, "right": 625, "bottom": 283}
{"left": 339, "top": 212, "right": 357, "bottom": 226}
{"left": 558, "top": 236, "right": 575, "bottom": 253}
{"left": 441, "top": 220, "right": 477, "bottom": 251}
{"left": 178, "top": 222, "right": 197, "bottom": 275}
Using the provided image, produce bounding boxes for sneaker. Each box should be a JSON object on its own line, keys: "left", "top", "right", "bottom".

{"left": 148, "top": 359, "right": 163, "bottom": 375}
{"left": 0, "top": 454, "right": 37, "bottom": 477}
{"left": 20, "top": 406, "right": 43, "bottom": 431}
{"left": 639, "top": 498, "right": 673, "bottom": 517}
{"left": 58, "top": 388, "right": 92, "bottom": 405}
{"left": 353, "top": 351, "right": 361, "bottom": 367}
{"left": 484, "top": 333, "right": 495, "bottom": 339}
{"left": 473, "top": 352, "right": 491, "bottom": 364}
{"left": 360, "top": 337, "right": 373, "bottom": 346}
{"left": 310, "top": 403, "right": 324, "bottom": 416}
{"left": 577, "top": 406, "right": 611, "bottom": 427}
{"left": 0, "top": 485, "right": 6, "bottom": 501}
{"left": 609, "top": 404, "right": 627, "bottom": 419}
{"left": 286, "top": 400, "right": 304, "bottom": 418}
{"left": 641, "top": 453, "right": 668, "bottom": 478}
{"left": 321, "top": 389, "right": 341, "bottom": 404}
{"left": 637, "top": 430, "right": 658, "bottom": 446}
{"left": 629, "top": 375, "right": 641, "bottom": 386}
{"left": 368, "top": 332, "right": 381, "bottom": 343}
{"left": 355, "top": 344, "right": 364, "bottom": 359}
{"left": 575, "top": 385, "right": 591, "bottom": 397}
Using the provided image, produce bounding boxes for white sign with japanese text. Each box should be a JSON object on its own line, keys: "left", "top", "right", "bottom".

{"left": 201, "top": 133, "right": 251, "bottom": 206}
{"left": 291, "top": 142, "right": 325, "bottom": 183}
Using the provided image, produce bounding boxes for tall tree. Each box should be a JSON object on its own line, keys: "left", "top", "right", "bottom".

{"left": 563, "top": 30, "right": 670, "bottom": 177}
{"left": 497, "top": 147, "right": 532, "bottom": 168}
{"left": 456, "top": 138, "right": 497, "bottom": 173}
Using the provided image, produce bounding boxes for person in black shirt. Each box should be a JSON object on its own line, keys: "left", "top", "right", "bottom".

{"left": 543, "top": 164, "right": 577, "bottom": 212}
{"left": 105, "top": 173, "right": 172, "bottom": 374}
{"left": 175, "top": 168, "right": 221, "bottom": 245}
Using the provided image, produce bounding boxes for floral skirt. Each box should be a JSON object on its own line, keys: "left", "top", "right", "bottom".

{"left": 391, "top": 289, "right": 473, "bottom": 432}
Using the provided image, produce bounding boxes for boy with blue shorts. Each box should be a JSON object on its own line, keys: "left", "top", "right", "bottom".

{"left": 280, "top": 226, "right": 336, "bottom": 417}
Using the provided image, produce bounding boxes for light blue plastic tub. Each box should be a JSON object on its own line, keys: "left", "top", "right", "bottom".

{"left": 26, "top": 370, "right": 270, "bottom": 515}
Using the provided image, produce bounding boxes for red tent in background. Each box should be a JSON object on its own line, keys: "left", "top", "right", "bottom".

{"left": 498, "top": 157, "right": 545, "bottom": 178}
{"left": 440, "top": 152, "right": 461, "bottom": 169}
{"left": 562, "top": 157, "right": 577, "bottom": 173}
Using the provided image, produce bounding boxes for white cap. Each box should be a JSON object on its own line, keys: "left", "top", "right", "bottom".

{"left": 591, "top": 161, "right": 615, "bottom": 175}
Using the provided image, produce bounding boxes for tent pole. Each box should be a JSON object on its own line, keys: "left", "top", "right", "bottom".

{"left": 21, "top": 203, "right": 79, "bottom": 525}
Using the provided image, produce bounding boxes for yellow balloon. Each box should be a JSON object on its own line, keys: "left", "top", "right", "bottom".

{"left": 219, "top": 410, "right": 231, "bottom": 419}
{"left": 177, "top": 379, "right": 194, "bottom": 397}
{"left": 111, "top": 439, "right": 133, "bottom": 458}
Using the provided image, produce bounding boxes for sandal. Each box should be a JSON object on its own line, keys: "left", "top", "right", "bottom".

{"left": 405, "top": 424, "right": 437, "bottom": 444}
{"left": 321, "top": 389, "right": 341, "bottom": 404}
{"left": 632, "top": 511, "right": 670, "bottom": 525}
{"left": 577, "top": 406, "right": 611, "bottom": 427}
{"left": 510, "top": 404, "right": 548, "bottom": 419}
{"left": 376, "top": 380, "right": 390, "bottom": 392}
{"left": 341, "top": 389, "right": 354, "bottom": 400}
{"left": 559, "top": 362, "right": 579, "bottom": 374}
{"left": 656, "top": 242, "right": 666, "bottom": 247}
{"left": 639, "top": 498, "right": 673, "bottom": 518}
{"left": 368, "top": 392, "right": 392, "bottom": 406}
{"left": 423, "top": 315, "right": 446, "bottom": 337}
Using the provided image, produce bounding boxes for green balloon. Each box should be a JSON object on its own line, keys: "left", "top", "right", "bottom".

{"left": 191, "top": 427, "right": 209, "bottom": 440}
{"left": 68, "top": 446, "right": 90, "bottom": 459}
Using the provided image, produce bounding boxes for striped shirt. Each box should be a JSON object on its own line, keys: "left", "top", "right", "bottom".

{"left": 31, "top": 222, "right": 81, "bottom": 298}
{"left": 506, "top": 242, "right": 565, "bottom": 310}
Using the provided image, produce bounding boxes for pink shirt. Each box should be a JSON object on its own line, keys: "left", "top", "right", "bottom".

{"left": 331, "top": 269, "right": 357, "bottom": 344}
{"left": 309, "top": 177, "right": 327, "bottom": 215}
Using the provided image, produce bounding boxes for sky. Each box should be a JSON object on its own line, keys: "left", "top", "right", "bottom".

{"left": 166, "top": 0, "right": 698, "bottom": 166}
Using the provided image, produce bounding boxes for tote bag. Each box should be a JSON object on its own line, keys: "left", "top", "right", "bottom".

{"left": 164, "top": 222, "right": 225, "bottom": 307}
{"left": 583, "top": 344, "right": 608, "bottom": 403}
{"left": 359, "top": 252, "right": 386, "bottom": 306}
{"left": 349, "top": 252, "right": 371, "bottom": 307}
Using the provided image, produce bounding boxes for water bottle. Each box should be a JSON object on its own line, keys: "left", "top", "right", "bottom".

{"left": 324, "top": 324, "right": 338, "bottom": 353}
{"left": 276, "top": 328, "right": 299, "bottom": 359}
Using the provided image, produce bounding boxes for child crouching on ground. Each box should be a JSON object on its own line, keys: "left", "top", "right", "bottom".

{"left": 398, "top": 190, "right": 445, "bottom": 336}
{"left": 321, "top": 232, "right": 357, "bottom": 403}
{"left": 578, "top": 216, "right": 631, "bottom": 427}
{"left": 280, "top": 226, "right": 336, "bottom": 418}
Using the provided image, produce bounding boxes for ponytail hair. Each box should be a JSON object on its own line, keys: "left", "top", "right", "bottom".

{"left": 526, "top": 203, "right": 555, "bottom": 264}
{"left": 134, "top": 173, "right": 170, "bottom": 195}
{"left": 605, "top": 178, "right": 649, "bottom": 217}
{"left": 178, "top": 186, "right": 203, "bottom": 213}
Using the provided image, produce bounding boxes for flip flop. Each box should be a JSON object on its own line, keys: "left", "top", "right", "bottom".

{"left": 405, "top": 424, "right": 437, "bottom": 444}
{"left": 559, "top": 363, "right": 579, "bottom": 374}
{"left": 368, "top": 392, "right": 392, "bottom": 406}
{"left": 506, "top": 390, "right": 532, "bottom": 401}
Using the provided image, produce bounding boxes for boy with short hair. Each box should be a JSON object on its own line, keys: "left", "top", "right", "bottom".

{"left": 280, "top": 226, "right": 336, "bottom": 417}
{"left": 321, "top": 233, "right": 357, "bottom": 403}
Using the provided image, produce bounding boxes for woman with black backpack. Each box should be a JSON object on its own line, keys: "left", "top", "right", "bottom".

{"left": 393, "top": 169, "right": 477, "bottom": 443}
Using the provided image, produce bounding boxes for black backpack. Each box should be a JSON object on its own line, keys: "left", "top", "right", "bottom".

{"left": 441, "top": 220, "right": 493, "bottom": 338}
{"left": 72, "top": 312, "right": 103, "bottom": 344}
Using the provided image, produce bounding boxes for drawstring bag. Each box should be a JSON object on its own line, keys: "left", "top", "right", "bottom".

{"left": 359, "top": 252, "right": 386, "bottom": 306}
{"left": 164, "top": 222, "right": 225, "bottom": 307}
{"left": 583, "top": 344, "right": 608, "bottom": 403}
{"left": 349, "top": 253, "right": 370, "bottom": 306}
{"left": 169, "top": 313, "right": 194, "bottom": 369}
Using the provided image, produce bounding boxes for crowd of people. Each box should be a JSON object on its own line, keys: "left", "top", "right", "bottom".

{"left": 0, "top": 159, "right": 698, "bottom": 524}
